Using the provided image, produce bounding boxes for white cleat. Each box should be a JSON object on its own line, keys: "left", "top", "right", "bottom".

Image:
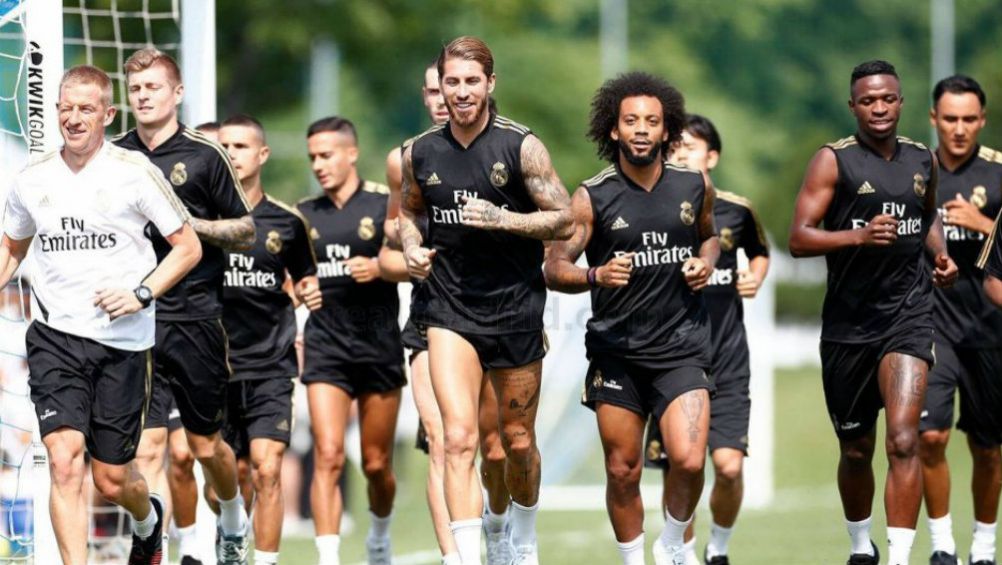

{"left": 366, "top": 536, "right": 392, "bottom": 565}
{"left": 486, "top": 524, "right": 513, "bottom": 565}
{"left": 652, "top": 538, "right": 686, "bottom": 565}
{"left": 509, "top": 543, "right": 539, "bottom": 565}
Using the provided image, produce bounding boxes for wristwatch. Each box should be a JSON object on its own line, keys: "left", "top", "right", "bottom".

{"left": 133, "top": 285, "right": 153, "bottom": 308}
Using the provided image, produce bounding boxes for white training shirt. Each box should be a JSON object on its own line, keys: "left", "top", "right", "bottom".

{"left": 3, "top": 142, "right": 191, "bottom": 351}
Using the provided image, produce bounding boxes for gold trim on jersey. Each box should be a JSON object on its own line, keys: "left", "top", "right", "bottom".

{"left": 977, "top": 209, "right": 1002, "bottom": 269}
{"left": 664, "top": 163, "right": 702, "bottom": 175}
{"left": 897, "top": 136, "right": 928, "bottom": 150}
{"left": 493, "top": 115, "right": 531, "bottom": 135}
{"left": 181, "top": 128, "right": 253, "bottom": 212}
{"left": 266, "top": 194, "right": 319, "bottom": 264}
{"left": 406, "top": 124, "right": 446, "bottom": 149}
{"left": 23, "top": 148, "right": 60, "bottom": 169}
{"left": 362, "top": 180, "right": 390, "bottom": 195}
{"left": 581, "top": 165, "right": 617, "bottom": 188}
{"left": 978, "top": 145, "right": 1002, "bottom": 165}
{"left": 107, "top": 144, "right": 192, "bottom": 222}
{"left": 716, "top": 189, "right": 770, "bottom": 252}
{"left": 826, "top": 136, "right": 858, "bottom": 150}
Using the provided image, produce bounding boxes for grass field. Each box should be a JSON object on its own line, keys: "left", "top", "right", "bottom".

{"left": 229, "top": 366, "right": 981, "bottom": 564}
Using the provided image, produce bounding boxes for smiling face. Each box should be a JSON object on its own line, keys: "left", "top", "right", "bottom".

{"left": 126, "top": 64, "right": 183, "bottom": 129}
{"left": 58, "top": 81, "right": 116, "bottom": 158}
{"left": 440, "top": 57, "right": 495, "bottom": 128}
{"left": 932, "top": 91, "right": 985, "bottom": 161}
{"left": 611, "top": 95, "right": 667, "bottom": 167}
{"left": 849, "top": 74, "right": 902, "bottom": 140}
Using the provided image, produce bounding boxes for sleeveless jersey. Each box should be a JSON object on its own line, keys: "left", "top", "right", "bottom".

{"left": 583, "top": 163, "right": 710, "bottom": 369}
{"left": 409, "top": 114, "right": 544, "bottom": 335}
{"left": 821, "top": 135, "right": 934, "bottom": 342}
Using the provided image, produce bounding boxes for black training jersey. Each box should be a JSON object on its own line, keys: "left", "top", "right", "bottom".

{"left": 934, "top": 146, "right": 1002, "bottom": 347}
{"left": 583, "top": 163, "right": 711, "bottom": 369}
{"left": 409, "top": 114, "right": 545, "bottom": 335}
{"left": 222, "top": 196, "right": 317, "bottom": 380}
{"left": 821, "top": 135, "right": 934, "bottom": 342}
{"left": 297, "top": 182, "right": 402, "bottom": 365}
{"left": 703, "top": 190, "right": 770, "bottom": 349}
{"left": 113, "top": 125, "right": 250, "bottom": 321}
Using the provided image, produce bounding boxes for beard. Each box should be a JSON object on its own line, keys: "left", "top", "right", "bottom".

{"left": 619, "top": 139, "right": 663, "bottom": 167}
{"left": 447, "top": 97, "right": 487, "bottom": 128}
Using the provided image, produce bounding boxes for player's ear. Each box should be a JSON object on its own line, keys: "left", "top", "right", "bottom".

{"left": 487, "top": 73, "right": 496, "bottom": 95}
{"left": 610, "top": 128, "right": 620, "bottom": 142}
{"left": 174, "top": 82, "right": 184, "bottom": 106}
{"left": 707, "top": 150, "right": 719, "bottom": 171}
{"left": 347, "top": 145, "right": 359, "bottom": 165}
{"left": 103, "top": 104, "right": 117, "bottom": 127}
{"left": 259, "top": 145, "right": 271, "bottom": 166}
{"left": 929, "top": 107, "right": 937, "bottom": 128}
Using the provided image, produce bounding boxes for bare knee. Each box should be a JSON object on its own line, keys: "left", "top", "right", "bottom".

{"left": 92, "top": 469, "right": 127, "bottom": 503}
{"left": 604, "top": 450, "right": 642, "bottom": 490}
{"left": 970, "top": 442, "right": 1002, "bottom": 471}
{"left": 47, "top": 445, "right": 85, "bottom": 488}
{"left": 186, "top": 432, "right": 222, "bottom": 462}
{"left": 252, "top": 456, "right": 282, "bottom": 493}
{"left": 481, "top": 435, "right": 506, "bottom": 470}
{"left": 362, "top": 452, "right": 393, "bottom": 483}
{"left": 919, "top": 430, "right": 950, "bottom": 465}
{"left": 713, "top": 454, "right": 744, "bottom": 485}
{"left": 501, "top": 425, "right": 536, "bottom": 463}
{"left": 840, "top": 435, "right": 876, "bottom": 469}
{"left": 886, "top": 427, "right": 918, "bottom": 461}
{"left": 669, "top": 450, "right": 705, "bottom": 477}
{"left": 444, "top": 426, "right": 479, "bottom": 462}
{"left": 135, "top": 434, "right": 167, "bottom": 467}
{"left": 313, "top": 440, "right": 345, "bottom": 475}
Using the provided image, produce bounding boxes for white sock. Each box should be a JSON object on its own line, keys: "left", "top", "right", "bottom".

{"left": 131, "top": 499, "right": 157, "bottom": 540}
{"left": 846, "top": 517, "right": 873, "bottom": 555}
{"left": 927, "top": 514, "right": 956, "bottom": 554}
{"left": 484, "top": 507, "right": 508, "bottom": 534}
{"left": 886, "top": 527, "right": 916, "bottom": 565}
{"left": 659, "top": 510, "right": 691, "bottom": 549}
{"left": 450, "top": 518, "right": 483, "bottom": 565}
{"left": 219, "top": 493, "right": 247, "bottom": 535}
{"left": 971, "top": 521, "right": 997, "bottom": 562}
{"left": 616, "top": 532, "right": 645, "bottom": 565}
{"left": 254, "top": 549, "right": 279, "bottom": 565}
{"left": 177, "top": 524, "right": 198, "bottom": 558}
{"left": 442, "top": 552, "right": 462, "bottom": 565}
{"left": 706, "top": 522, "right": 733, "bottom": 558}
{"left": 510, "top": 500, "right": 538, "bottom": 548}
{"left": 369, "top": 510, "right": 392, "bottom": 540}
{"left": 683, "top": 536, "right": 699, "bottom": 565}
{"left": 316, "top": 534, "right": 341, "bottom": 565}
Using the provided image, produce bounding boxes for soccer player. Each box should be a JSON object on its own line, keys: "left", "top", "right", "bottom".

{"left": 113, "top": 48, "right": 256, "bottom": 564}
{"left": 924, "top": 75, "right": 1002, "bottom": 565}
{"left": 398, "top": 36, "right": 573, "bottom": 565}
{"left": 0, "top": 65, "right": 201, "bottom": 565}
{"left": 544, "top": 72, "right": 718, "bottom": 565}
{"left": 212, "top": 114, "right": 322, "bottom": 565}
{"left": 297, "top": 116, "right": 404, "bottom": 565}
{"left": 788, "top": 60, "right": 958, "bottom": 565}
{"left": 644, "top": 113, "right": 770, "bottom": 565}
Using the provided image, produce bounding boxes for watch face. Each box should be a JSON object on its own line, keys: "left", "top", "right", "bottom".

{"left": 136, "top": 286, "right": 152, "bottom": 303}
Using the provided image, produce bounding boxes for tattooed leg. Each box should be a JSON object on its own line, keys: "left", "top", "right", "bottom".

{"left": 490, "top": 360, "right": 543, "bottom": 506}
{"left": 879, "top": 351, "right": 927, "bottom": 528}
{"left": 660, "top": 388, "right": 710, "bottom": 521}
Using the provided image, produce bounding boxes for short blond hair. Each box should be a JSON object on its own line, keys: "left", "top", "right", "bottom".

{"left": 60, "top": 65, "right": 113, "bottom": 107}
{"left": 124, "top": 47, "right": 182, "bottom": 85}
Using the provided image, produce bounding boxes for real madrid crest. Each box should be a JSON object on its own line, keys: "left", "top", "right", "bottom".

{"left": 358, "top": 216, "right": 376, "bottom": 241}
{"left": 972, "top": 186, "right": 988, "bottom": 209}
{"left": 489, "top": 162, "right": 509, "bottom": 188}
{"left": 265, "top": 230, "right": 283, "bottom": 254}
{"left": 680, "top": 201, "right": 695, "bottom": 226}
{"left": 170, "top": 162, "right": 187, "bottom": 186}
{"left": 592, "top": 368, "right": 603, "bottom": 390}
{"left": 720, "top": 227, "right": 735, "bottom": 251}
{"left": 646, "top": 440, "right": 662, "bottom": 462}
{"left": 310, "top": 227, "right": 321, "bottom": 241}
{"left": 913, "top": 173, "right": 926, "bottom": 198}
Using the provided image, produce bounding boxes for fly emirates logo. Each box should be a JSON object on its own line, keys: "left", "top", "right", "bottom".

{"left": 431, "top": 190, "right": 509, "bottom": 225}
{"left": 851, "top": 202, "right": 922, "bottom": 236}
{"left": 224, "top": 254, "right": 277, "bottom": 288}
{"left": 615, "top": 231, "right": 693, "bottom": 269}
{"left": 317, "top": 243, "right": 352, "bottom": 278}
{"left": 939, "top": 207, "right": 983, "bottom": 242}
{"left": 38, "top": 217, "right": 118, "bottom": 252}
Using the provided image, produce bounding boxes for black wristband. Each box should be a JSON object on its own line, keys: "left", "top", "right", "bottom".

{"left": 587, "top": 267, "right": 598, "bottom": 288}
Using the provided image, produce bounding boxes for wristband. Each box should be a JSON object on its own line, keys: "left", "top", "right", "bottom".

{"left": 587, "top": 267, "right": 598, "bottom": 288}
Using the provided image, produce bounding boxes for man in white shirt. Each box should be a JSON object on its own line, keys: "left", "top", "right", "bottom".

{"left": 0, "top": 65, "right": 201, "bottom": 565}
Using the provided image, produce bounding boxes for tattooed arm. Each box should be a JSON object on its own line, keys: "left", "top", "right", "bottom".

{"left": 189, "top": 215, "right": 255, "bottom": 252}
{"left": 398, "top": 145, "right": 436, "bottom": 280}
{"left": 461, "top": 135, "right": 573, "bottom": 240}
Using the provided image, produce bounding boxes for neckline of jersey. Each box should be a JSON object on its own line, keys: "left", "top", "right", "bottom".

{"left": 854, "top": 132, "right": 903, "bottom": 162}
{"left": 132, "top": 121, "right": 187, "bottom": 154}
{"left": 937, "top": 143, "right": 981, "bottom": 175}
{"left": 615, "top": 161, "right": 665, "bottom": 194}
{"left": 320, "top": 178, "right": 366, "bottom": 210}
{"left": 58, "top": 140, "right": 110, "bottom": 177}
{"left": 443, "top": 111, "right": 496, "bottom": 152}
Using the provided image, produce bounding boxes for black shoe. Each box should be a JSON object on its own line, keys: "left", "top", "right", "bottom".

{"left": 704, "top": 548, "right": 730, "bottom": 565}
{"left": 180, "top": 556, "right": 205, "bottom": 565}
{"left": 970, "top": 560, "right": 997, "bottom": 565}
{"left": 929, "top": 551, "right": 959, "bottom": 565}
{"left": 128, "top": 493, "right": 164, "bottom": 565}
{"left": 847, "top": 541, "right": 880, "bottom": 565}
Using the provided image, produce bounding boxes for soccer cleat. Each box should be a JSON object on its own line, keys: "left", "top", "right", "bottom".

{"left": 128, "top": 493, "right": 165, "bottom": 565}
{"left": 704, "top": 547, "right": 730, "bottom": 565}
{"left": 969, "top": 560, "right": 996, "bottom": 565}
{"left": 366, "top": 535, "right": 392, "bottom": 565}
{"left": 180, "top": 557, "right": 205, "bottom": 565}
{"left": 653, "top": 539, "right": 686, "bottom": 565}
{"left": 929, "top": 551, "right": 959, "bottom": 565}
{"left": 847, "top": 541, "right": 880, "bottom": 565}
{"left": 486, "top": 522, "right": 513, "bottom": 565}
{"left": 215, "top": 520, "right": 250, "bottom": 565}
{"left": 509, "top": 543, "right": 539, "bottom": 565}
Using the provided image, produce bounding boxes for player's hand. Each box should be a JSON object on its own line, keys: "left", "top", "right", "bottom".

{"left": 596, "top": 253, "right": 635, "bottom": 288}
{"left": 459, "top": 196, "right": 505, "bottom": 230}
{"left": 933, "top": 253, "right": 958, "bottom": 288}
{"left": 683, "top": 257, "right": 711, "bottom": 291}
{"left": 93, "top": 288, "right": 143, "bottom": 321}
{"left": 736, "top": 269, "right": 762, "bottom": 298}
{"left": 295, "top": 277, "right": 323, "bottom": 311}
{"left": 404, "top": 246, "right": 437, "bottom": 281}
{"left": 859, "top": 213, "right": 899, "bottom": 246}
{"left": 343, "top": 256, "right": 380, "bottom": 284}
{"left": 943, "top": 193, "right": 990, "bottom": 233}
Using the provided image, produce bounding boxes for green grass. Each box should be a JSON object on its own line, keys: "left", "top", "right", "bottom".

{"left": 261, "top": 366, "right": 981, "bottom": 564}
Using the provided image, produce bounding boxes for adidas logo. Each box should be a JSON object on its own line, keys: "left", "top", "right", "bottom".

{"left": 857, "top": 181, "right": 875, "bottom": 195}
{"left": 38, "top": 195, "right": 51, "bottom": 207}
{"left": 611, "top": 216, "right": 629, "bottom": 230}
{"left": 276, "top": 419, "right": 290, "bottom": 432}
{"left": 427, "top": 172, "right": 442, "bottom": 186}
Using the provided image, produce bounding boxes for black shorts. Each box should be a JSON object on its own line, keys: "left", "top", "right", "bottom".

{"left": 429, "top": 327, "right": 547, "bottom": 371}
{"left": 401, "top": 318, "right": 428, "bottom": 364}
{"left": 25, "top": 323, "right": 152, "bottom": 465}
{"left": 148, "top": 319, "right": 231, "bottom": 435}
{"left": 711, "top": 327, "right": 750, "bottom": 385}
{"left": 301, "top": 362, "right": 406, "bottom": 397}
{"left": 821, "top": 329, "right": 935, "bottom": 441}
{"left": 222, "top": 378, "right": 295, "bottom": 459}
{"left": 166, "top": 397, "right": 183, "bottom": 433}
{"left": 921, "top": 340, "right": 1002, "bottom": 448}
{"left": 582, "top": 354, "right": 713, "bottom": 423}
